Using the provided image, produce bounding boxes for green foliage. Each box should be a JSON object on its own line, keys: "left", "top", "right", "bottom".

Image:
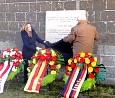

{"left": 41, "top": 74, "right": 56, "bottom": 86}
{"left": 63, "top": 74, "right": 69, "bottom": 84}
{"left": 55, "top": 51, "right": 64, "bottom": 65}
{"left": 78, "top": 63, "right": 84, "bottom": 69}
{"left": 7, "top": 61, "right": 24, "bottom": 81}
{"left": 7, "top": 67, "right": 20, "bottom": 81}
{"left": 95, "top": 64, "right": 107, "bottom": 82}
{"left": 20, "top": 61, "right": 25, "bottom": 72}
{"left": 80, "top": 78, "right": 96, "bottom": 92}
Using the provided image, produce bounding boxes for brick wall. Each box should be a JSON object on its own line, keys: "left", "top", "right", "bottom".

{"left": 0, "top": 0, "right": 115, "bottom": 84}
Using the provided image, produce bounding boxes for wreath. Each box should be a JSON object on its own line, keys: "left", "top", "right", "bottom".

{"left": 63, "top": 52, "right": 107, "bottom": 92}
{"left": 27, "top": 48, "right": 64, "bottom": 86}
{"left": 0, "top": 48, "right": 24, "bottom": 81}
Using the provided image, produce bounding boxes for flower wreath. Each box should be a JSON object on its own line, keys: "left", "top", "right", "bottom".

{"left": 27, "top": 48, "right": 64, "bottom": 86}
{"left": 63, "top": 52, "right": 107, "bottom": 92}
{"left": 0, "top": 48, "right": 24, "bottom": 81}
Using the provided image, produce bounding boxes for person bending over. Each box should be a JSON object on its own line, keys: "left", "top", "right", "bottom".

{"left": 63, "top": 18, "right": 100, "bottom": 56}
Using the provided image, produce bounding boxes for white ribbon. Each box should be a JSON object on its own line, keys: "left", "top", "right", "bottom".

{"left": 0, "top": 61, "right": 13, "bottom": 94}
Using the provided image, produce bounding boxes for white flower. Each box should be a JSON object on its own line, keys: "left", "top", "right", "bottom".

{"left": 12, "top": 66, "right": 17, "bottom": 72}
{"left": 10, "top": 51, "right": 16, "bottom": 56}
{"left": 10, "top": 49, "right": 13, "bottom": 51}
{"left": 19, "top": 59, "right": 23, "bottom": 62}
{"left": 7, "top": 52, "right": 10, "bottom": 56}
{"left": 3, "top": 52, "right": 10, "bottom": 58}
{"left": 3, "top": 51, "right": 8, "bottom": 58}
{"left": 12, "top": 59, "right": 18, "bottom": 62}
{"left": 18, "top": 51, "right": 22, "bottom": 54}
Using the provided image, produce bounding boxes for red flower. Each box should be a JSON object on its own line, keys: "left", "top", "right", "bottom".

{"left": 85, "top": 53, "right": 89, "bottom": 58}
{"left": 40, "top": 55, "right": 45, "bottom": 60}
{"left": 29, "top": 63, "right": 33, "bottom": 67}
{"left": 13, "top": 48, "right": 18, "bottom": 52}
{"left": 11, "top": 55, "right": 16, "bottom": 59}
{"left": 88, "top": 73, "right": 94, "bottom": 78}
{"left": 36, "top": 54, "right": 41, "bottom": 59}
{"left": 16, "top": 52, "right": 21, "bottom": 57}
{"left": 51, "top": 56, "right": 57, "bottom": 61}
{"left": 51, "top": 65, "right": 56, "bottom": 70}
{"left": 46, "top": 55, "right": 50, "bottom": 60}
{"left": 20, "top": 55, "right": 23, "bottom": 59}
{"left": 76, "top": 57, "right": 80, "bottom": 62}
{"left": 15, "top": 61, "right": 20, "bottom": 67}
{"left": 16, "top": 57, "right": 21, "bottom": 61}
{"left": 76, "top": 53, "right": 80, "bottom": 57}
{"left": 87, "top": 64, "right": 91, "bottom": 67}
{"left": 13, "top": 62, "right": 16, "bottom": 67}
{"left": 94, "top": 68, "right": 100, "bottom": 73}
{"left": 90, "top": 58, "right": 94, "bottom": 62}
{"left": 71, "top": 62, "right": 75, "bottom": 68}
{"left": 79, "top": 57, "right": 85, "bottom": 63}
{"left": 46, "top": 49, "right": 51, "bottom": 55}
{"left": 65, "top": 66, "right": 68, "bottom": 70}
{"left": 6, "top": 48, "right": 11, "bottom": 52}
{"left": 65, "top": 72, "right": 70, "bottom": 76}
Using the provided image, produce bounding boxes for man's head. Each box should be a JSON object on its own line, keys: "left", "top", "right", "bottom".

{"left": 77, "top": 16, "right": 87, "bottom": 21}
{"left": 77, "top": 16, "right": 89, "bottom": 24}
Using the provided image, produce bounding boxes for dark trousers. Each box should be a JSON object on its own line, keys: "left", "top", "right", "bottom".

{"left": 23, "top": 59, "right": 28, "bottom": 83}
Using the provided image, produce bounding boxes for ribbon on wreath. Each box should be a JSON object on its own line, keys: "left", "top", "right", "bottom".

{"left": 61, "top": 65, "right": 87, "bottom": 98}
{"left": 0, "top": 61, "right": 13, "bottom": 94}
{"left": 24, "top": 60, "right": 48, "bottom": 93}
{"left": 24, "top": 48, "right": 64, "bottom": 93}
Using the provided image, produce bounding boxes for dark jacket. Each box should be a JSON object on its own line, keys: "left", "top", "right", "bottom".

{"left": 51, "top": 39, "right": 73, "bottom": 64}
{"left": 21, "top": 30, "right": 45, "bottom": 60}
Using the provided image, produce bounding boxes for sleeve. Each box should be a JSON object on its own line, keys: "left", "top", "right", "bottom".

{"left": 63, "top": 27, "right": 76, "bottom": 43}
{"left": 34, "top": 30, "right": 52, "bottom": 48}
{"left": 21, "top": 31, "right": 36, "bottom": 51}
{"left": 34, "top": 30, "right": 45, "bottom": 44}
{"left": 94, "top": 27, "right": 100, "bottom": 41}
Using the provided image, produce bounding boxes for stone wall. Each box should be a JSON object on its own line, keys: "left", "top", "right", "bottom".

{"left": 0, "top": 0, "right": 115, "bottom": 84}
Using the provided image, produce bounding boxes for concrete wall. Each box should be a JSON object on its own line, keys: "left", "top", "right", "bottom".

{"left": 0, "top": 0, "right": 115, "bottom": 84}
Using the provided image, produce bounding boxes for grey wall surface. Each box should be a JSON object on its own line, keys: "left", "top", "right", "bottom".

{"left": 0, "top": 0, "right": 115, "bottom": 84}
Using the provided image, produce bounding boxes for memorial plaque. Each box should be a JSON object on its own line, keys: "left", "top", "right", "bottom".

{"left": 45, "top": 10, "right": 86, "bottom": 43}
